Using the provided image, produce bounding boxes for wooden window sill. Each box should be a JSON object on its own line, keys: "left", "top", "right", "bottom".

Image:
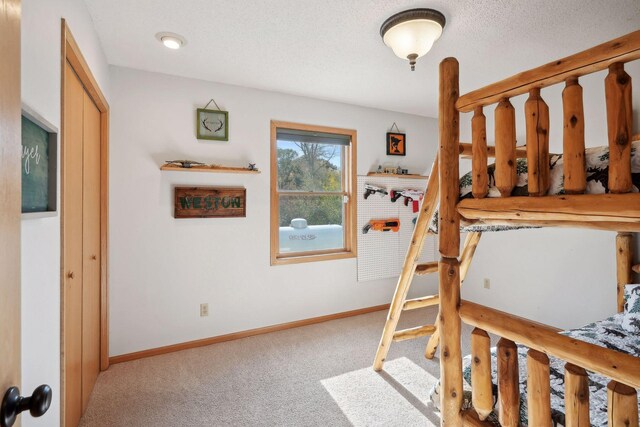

{"left": 271, "top": 250, "right": 356, "bottom": 266}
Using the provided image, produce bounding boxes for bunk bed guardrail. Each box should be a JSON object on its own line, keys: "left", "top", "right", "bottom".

{"left": 437, "top": 30, "right": 640, "bottom": 426}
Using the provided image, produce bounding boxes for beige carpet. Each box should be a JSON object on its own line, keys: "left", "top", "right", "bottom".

{"left": 80, "top": 306, "right": 480, "bottom": 426}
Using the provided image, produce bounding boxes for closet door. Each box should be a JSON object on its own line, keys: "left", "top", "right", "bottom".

{"left": 81, "top": 92, "right": 101, "bottom": 409}
{"left": 63, "top": 63, "right": 85, "bottom": 427}
{"left": 64, "top": 62, "right": 103, "bottom": 425}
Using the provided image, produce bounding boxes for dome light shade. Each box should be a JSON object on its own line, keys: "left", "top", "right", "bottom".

{"left": 380, "top": 9, "right": 446, "bottom": 71}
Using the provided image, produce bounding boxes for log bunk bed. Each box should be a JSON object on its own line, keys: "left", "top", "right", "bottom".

{"left": 377, "top": 30, "right": 640, "bottom": 426}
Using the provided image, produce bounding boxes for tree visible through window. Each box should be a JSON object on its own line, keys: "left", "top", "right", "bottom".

{"left": 271, "top": 122, "right": 356, "bottom": 264}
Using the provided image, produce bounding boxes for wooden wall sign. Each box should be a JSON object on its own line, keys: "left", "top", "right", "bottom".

{"left": 174, "top": 187, "right": 246, "bottom": 218}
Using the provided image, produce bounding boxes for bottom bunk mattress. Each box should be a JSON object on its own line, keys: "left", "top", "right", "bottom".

{"left": 428, "top": 140, "right": 640, "bottom": 233}
{"left": 430, "top": 314, "right": 640, "bottom": 426}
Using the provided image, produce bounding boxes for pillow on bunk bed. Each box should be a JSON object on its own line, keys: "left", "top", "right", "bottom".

{"left": 622, "top": 284, "right": 640, "bottom": 333}
{"left": 428, "top": 140, "right": 640, "bottom": 233}
{"left": 458, "top": 140, "right": 640, "bottom": 199}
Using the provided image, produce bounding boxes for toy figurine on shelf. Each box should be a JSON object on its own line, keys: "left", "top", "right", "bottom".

{"left": 164, "top": 160, "right": 205, "bottom": 168}
{"left": 248, "top": 163, "right": 258, "bottom": 171}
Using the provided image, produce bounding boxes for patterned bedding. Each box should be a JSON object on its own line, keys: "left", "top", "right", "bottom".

{"left": 429, "top": 140, "right": 640, "bottom": 233}
{"left": 429, "top": 314, "right": 640, "bottom": 426}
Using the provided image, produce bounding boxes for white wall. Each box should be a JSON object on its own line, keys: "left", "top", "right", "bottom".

{"left": 108, "top": 66, "right": 438, "bottom": 356}
{"left": 109, "top": 59, "right": 640, "bottom": 354}
{"left": 21, "top": 0, "right": 110, "bottom": 425}
{"left": 460, "top": 63, "right": 640, "bottom": 329}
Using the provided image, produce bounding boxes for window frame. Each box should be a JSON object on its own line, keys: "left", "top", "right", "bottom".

{"left": 270, "top": 120, "right": 357, "bottom": 265}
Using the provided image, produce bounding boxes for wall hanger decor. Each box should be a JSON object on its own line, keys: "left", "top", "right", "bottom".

{"left": 197, "top": 98, "right": 229, "bottom": 141}
{"left": 386, "top": 122, "right": 406, "bottom": 156}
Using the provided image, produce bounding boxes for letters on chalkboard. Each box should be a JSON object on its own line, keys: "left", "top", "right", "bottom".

{"left": 21, "top": 108, "right": 58, "bottom": 216}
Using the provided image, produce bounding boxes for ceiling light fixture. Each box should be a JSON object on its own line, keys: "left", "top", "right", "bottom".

{"left": 155, "top": 32, "right": 187, "bottom": 50}
{"left": 380, "top": 8, "right": 446, "bottom": 71}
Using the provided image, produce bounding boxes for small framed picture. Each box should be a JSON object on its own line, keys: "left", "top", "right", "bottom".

{"left": 386, "top": 132, "right": 406, "bottom": 156}
{"left": 196, "top": 108, "right": 229, "bottom": 141}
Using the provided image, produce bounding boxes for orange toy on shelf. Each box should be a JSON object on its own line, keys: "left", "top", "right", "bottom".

{"left": 362, "top": 219, "right": 400, "bottom": 234}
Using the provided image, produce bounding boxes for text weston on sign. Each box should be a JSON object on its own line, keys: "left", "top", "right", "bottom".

{"left": 174, "top": 187, "right": 246, "bottom": 218}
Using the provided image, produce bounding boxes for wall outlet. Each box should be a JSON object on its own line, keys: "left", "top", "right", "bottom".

{"left": 200, "top": 303, "right": 209, "bottom": 317}
{"left": 483, "top": 278, "right": 491, "bottom": 289}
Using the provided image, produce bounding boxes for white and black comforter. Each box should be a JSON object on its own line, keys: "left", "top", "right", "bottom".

{"left": 429, "top": 140, "right": 640, "bottom": 233}
{"left": 458, "top": 314, "right": 640, "bottom": 426}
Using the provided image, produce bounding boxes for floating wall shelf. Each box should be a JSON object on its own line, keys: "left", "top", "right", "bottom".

{"left": 160, "top": 164, "right": 261, "bottom": 174}
{"left": 366, "top": 172, "right": 427, "bottom": 180}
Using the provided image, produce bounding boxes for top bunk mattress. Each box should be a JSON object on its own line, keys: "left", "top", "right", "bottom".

{"left": 429, "top": 140, "right": 640, "bottom": 233}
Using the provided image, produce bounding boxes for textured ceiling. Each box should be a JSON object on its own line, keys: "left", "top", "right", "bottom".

{"left": 84, "top": 0, "right": 640, "bottom": 117}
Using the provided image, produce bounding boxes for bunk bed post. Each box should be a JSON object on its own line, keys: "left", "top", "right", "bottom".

{"left": 525, "top": 88, "right": 550, "bottom": 196}
{"left": 616, "top": 232, "right": 633, "bottom": 312}
{"left": 438, "top": 57, "right": 462, "bottom": 426}
{"left": 605, "top": 63, "right": 633, "bottom": 194}
{"left": 562, "top": 78, "right": 586, "bottom": 194}
{"left": 425, "top": 231, "right": 482, "bottom": 360}
{"left": 527, "top": 349, "right": 551, "bottom": 427}
{"left": 497, "top": 338, "right": 520, "bottom": 426}
{"left": 494, "top": 98, "right": 517, "bottom": 197}
{"left": 439, "top": 58, "right": 461, "bottom": 258}
{"left": 564, "top": 363, "right": 590, "bottom": 426}
{"left": 471, "top": 107, "right": 488, "bottom": 198}
{"left": 470, "top": 328, "right": 492, "bottom": 420}
{"left": 607, "top": 381, "right": 639, "bottom": 426}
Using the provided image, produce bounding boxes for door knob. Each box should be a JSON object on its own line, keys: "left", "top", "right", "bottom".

{"left": 0, "top": 385, "right": 52, "bottom": 427}
{"left": 90, "top": 255, "right": 97, "bottom": 260}
{"left": 67, "top": 271, "right": 74, "bottom": 279}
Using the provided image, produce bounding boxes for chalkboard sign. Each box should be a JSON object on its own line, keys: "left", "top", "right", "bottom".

{"left": 21, "top": 108, "right": 57, "bottom": 216}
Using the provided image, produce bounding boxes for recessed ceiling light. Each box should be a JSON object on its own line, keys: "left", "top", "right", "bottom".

{"left": 155, "top": 32, "right": 187, "bottom": 50}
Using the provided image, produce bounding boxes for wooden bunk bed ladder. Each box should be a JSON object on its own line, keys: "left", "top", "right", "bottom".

{"left": 371, "top": 154, "right": 484, "bottom": 372}
{"left": 372, "top": 156, "right": 439, "bottom": 371}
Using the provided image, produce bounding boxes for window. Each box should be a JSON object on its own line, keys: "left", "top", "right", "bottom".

{"left": 270, "top": 121, "right": 356, "bottom": 265}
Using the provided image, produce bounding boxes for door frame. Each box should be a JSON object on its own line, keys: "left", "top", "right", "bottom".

{"left": 60, "top": 18, "right": 110, "bottom": 425}
{"left": 0, "top": 0, "right": 22, "bottom": 415}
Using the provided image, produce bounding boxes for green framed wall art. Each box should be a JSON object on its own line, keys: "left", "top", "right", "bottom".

{"left": 196, "top": 108, "right": 229, "bottom": 141}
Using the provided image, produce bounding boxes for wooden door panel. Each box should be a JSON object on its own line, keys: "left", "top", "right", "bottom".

{"left": 81, "top": 92, "right": 101, "bottom": 410}
{"left": 63, "top": 63, "right": 84, "bottom": 427}
{"left": 0, "top": 0, "right": 22, "bottom": 421}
